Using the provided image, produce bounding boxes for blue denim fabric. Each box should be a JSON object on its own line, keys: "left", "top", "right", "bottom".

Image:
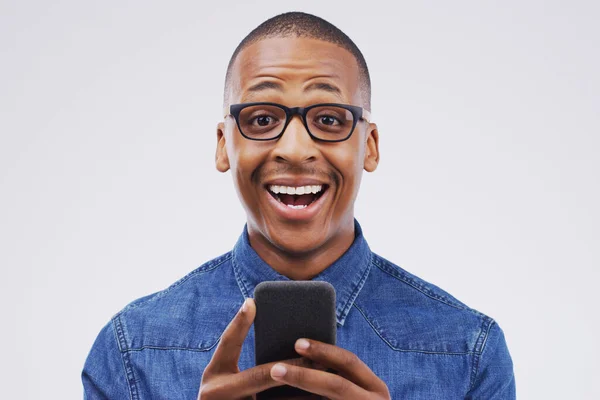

{"left": 82, "top": 221, "right": 515, "bottom": 399}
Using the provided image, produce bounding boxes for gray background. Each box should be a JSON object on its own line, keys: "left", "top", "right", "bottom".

{"left": 1, "top": 1, "right": 598, "bottom": 398}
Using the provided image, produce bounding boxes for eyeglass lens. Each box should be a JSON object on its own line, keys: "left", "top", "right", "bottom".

{"left": 237, "top": 105, "right": 355, "bottom": 141}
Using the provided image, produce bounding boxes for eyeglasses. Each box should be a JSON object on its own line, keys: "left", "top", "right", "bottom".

{"left": 224, "top": 102, "right": 371, "bottom": 142}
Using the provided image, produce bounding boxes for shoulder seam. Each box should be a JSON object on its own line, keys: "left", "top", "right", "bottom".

{"left": 353, "top": 302, "right": 477, "bottom": 355}
{"left": 111, "top": 318, "right": 137, "bottom": 400}
{"left": 469, "top": 318, "right": 496, "bottom": 391}
{"left": 371, "top": 254, "right": 466, "bottom": 311}
{"left": 115, "top": 252, "right": 233, "bottom": 317}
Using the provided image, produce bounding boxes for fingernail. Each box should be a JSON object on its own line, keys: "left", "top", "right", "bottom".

{"left": 271, "top": 363, "right": 287, "bottom": 378}
{"left": 241, "top": 299, "right": 248, "bottom": 313}
{"left": 296, "top": 339, "right": 310, "bottom": 350}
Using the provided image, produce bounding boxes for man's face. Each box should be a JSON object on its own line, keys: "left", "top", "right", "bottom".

{"left": 216, "top": 36, "right": 379, "bottom": 255}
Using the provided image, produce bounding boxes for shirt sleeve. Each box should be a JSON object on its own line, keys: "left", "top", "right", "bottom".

{"left": 466, "top": 321, "right": 516, "bottom": 399}
{"left": 82, "top": 320, "right": 131, "bottom": 400}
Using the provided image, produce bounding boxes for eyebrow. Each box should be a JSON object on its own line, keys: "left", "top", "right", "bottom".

{"left": 245, "top": 80, "right": 343, "bottom": 98}
{"left": 247, "top": 81, "right": 282, "bottom": 92}
{"left": 304, "top": 82, "right": 342, "bottom": 95}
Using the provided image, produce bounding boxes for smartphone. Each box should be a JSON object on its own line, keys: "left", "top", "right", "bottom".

{"left": 254, "top": 280, "right": 337, "bottom": 399}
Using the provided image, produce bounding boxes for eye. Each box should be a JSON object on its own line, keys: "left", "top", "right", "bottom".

{"left": 317, "top": 115, "right": 341, "bottom": 126}
{"left": 249, "top": 113, "right": 279, "bottom": 127}
{"left": 255, "top": 115, "right": 272, "bottom": 126}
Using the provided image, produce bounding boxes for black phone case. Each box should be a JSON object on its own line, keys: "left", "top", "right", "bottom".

{"left": 254, "top": 280, "right": 337, "bottom": 399}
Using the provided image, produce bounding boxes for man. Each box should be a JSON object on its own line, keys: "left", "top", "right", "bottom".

{"left": 82, "top": 12, "right": 515, "bottom": 399}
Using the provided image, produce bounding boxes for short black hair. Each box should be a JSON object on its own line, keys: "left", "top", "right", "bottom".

{"left": 223, "top": 11, "right": 371, "bottom": 110}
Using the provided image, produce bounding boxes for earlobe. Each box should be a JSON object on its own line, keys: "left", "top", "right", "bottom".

{"left": 215, "top": 122, "right": 230, "bottom": 172}
{"left": 363, "top": 123, "right": 380, "bottom": 172}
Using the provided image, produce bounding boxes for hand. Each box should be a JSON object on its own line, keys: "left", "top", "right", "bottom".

{"left": 269, "top": 339, "right": 391, "bottom": 400}
{"left": 198, "top": 298, "right": 311, "bottom": 400}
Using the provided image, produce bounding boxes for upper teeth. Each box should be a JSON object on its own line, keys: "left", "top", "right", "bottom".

{"left": 269, "top": 185, "right": 323, "bottom": 195}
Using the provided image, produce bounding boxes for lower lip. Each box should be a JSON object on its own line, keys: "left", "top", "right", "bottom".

{"left": 264, "top": 188, "right": 329, "bottom": 221}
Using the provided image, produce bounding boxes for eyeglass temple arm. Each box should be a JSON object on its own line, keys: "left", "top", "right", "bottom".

{"left": 362, "top": 108, "right": 372, "bottom": 123}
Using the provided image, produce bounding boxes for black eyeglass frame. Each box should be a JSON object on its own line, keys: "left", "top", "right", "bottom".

{"left": 224, "top": 102, "right": 371, "bottom": 142}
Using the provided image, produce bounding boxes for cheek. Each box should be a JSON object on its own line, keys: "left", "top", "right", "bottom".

{"left": 227, "top": 133, "right": 249, "bottom": 173}
{"left": 322, "top": 143, "right": 364, "bottom": 200}
{"left": 324, "top": 140, "right": 364, "bottom": 177}
{"left": 227, "top": 139, "right": 267, "bottom": 194}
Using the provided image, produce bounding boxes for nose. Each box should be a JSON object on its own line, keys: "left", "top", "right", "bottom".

{"left": 270, "top": 115, "right": 319, "bottom": 164}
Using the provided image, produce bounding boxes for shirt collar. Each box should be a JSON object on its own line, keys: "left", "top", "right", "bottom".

{"left": 231, "top": 219, "right": 372, "bottom": 326}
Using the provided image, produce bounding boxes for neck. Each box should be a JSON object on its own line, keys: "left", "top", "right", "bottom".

{"left": 248, "top": 221, "right": 356, "bottom": 280}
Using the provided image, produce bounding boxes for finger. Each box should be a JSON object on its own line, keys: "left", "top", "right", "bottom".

{"left": 201, "top": 358, "right": 311, "bottom": 399}
{"left": 294, "top": 339, "right": 382, "bottom": 391}
{"left": 270, "top": 362, "right": 369, "bottom": 400}
{"left": 206, "top": 298, "right": 255, "bottom": 373}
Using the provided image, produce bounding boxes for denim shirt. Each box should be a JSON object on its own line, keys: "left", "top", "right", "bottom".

{"left": 82, "top": 221, "right": 515, "bottom": 399}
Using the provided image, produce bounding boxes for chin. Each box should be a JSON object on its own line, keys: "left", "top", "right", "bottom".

{"left": 265, "top": 220, "right": 332, "bottom": 254}
{"left": 247, "top": 211, "right": 336, "bottom": 254}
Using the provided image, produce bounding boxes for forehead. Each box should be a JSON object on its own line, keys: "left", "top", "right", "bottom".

{"left": 228, "top": 36, "right": 362, "bottom": 104}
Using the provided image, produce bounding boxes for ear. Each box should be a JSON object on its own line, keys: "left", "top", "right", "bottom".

{"left": 363, "top": 123, "right": 380, "bottom": 172}
{"left": 215, "top": 122, "right": 230, "bottom": 172}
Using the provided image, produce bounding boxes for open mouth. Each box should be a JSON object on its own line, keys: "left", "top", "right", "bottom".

{"left": 266, "top": 184, "right": 328, "bottom": 210}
